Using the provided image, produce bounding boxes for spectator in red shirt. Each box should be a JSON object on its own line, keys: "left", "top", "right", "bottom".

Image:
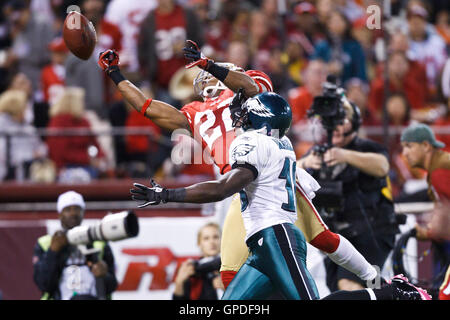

{"left": 124, "top": 105, "right": 162, "bottom": 173}
{"left": 288, "top": 1, "right": 323, "bottom": 58}
{"left": 138, "top": 0, "right": 204, "bottom": 107}
{"left": 82, "top": 0, "right": 123, "bottom": 105}
{"left": 46, "top": 87, "right": 106, "bottom": 180}
{"left": 64, "top": 0, "right": 124, "bottom": 120}
{"left": 41, "top": 37, "right": 68, "bottom": 106}
{"left": 224, "top": 41, "right": 251, "bottom": 71}
{"left": 406, "top": 4, "right": 448, "bottom": 97}
{"left": 345, "top": 77, "right": 380, "bottom": 127}
{"left": 247, "top": 9, "right": 281, "bottom": 74}
{"left": 288, "top": 59, "right": 328, "bottom": 125}
{"left": 368, "top": 51, "right": 427, "bottom": 121}
{"left": 434, "top": 99, "right": 450, "bottom": 153}
{"left": 386, "top": 93, "right": 411, "bottom": 126}
{"left": 400, "top": 123, "right": 450, "bottom": 300}
{"left": 82, "top": 0, "right": 123, "bottom": 55}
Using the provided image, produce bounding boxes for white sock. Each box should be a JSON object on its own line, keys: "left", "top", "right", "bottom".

{"left": 326, "top": 235, "right": 378, "bottom": 281}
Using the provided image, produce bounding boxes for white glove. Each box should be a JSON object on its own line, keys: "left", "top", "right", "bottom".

{"left": 296, "top": 168, "right": 321, "bottom": 200}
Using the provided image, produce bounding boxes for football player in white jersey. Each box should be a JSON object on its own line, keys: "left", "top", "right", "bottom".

{"left": 131, "top": 92, "right": 319, "bottom": 299}
{"left": 130, "top": 92, "right": 431, "bottom": 300}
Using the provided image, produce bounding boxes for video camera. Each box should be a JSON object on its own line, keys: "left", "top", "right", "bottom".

{"left": 306, "top": 75, "right": 348, "bottom": 215}
{"left": 67, "top": 210, "right": 139, "bottom": 245}
{"left": 307, "top": 75, "right": 347, "bottom": 137}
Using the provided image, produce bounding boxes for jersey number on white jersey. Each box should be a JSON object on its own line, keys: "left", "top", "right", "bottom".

{"left": 240, "top": 157, "right": 297, "bottom": 212}
{"left": 279, "top": 158, "right": 297, "bottom": 212}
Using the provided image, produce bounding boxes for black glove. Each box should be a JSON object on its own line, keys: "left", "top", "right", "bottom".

{"left": 230, "top": 88, "right": 247, "bottom": 126}
{"left": 98, "top": 49, "right": 126, "bottom": 85}
{"left": 182, "top": 40, "right": 212, "bottom": 70}
{"left": 130, "top": 180, "right": 169, "bottom": 208}
{"left": 98, "top": 49, "right": 120, "bottom": 74}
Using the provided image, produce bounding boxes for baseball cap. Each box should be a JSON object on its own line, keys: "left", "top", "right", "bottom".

{"left": 407, "top": 4, "right": 428, "bottom": 20}
{"left": 401, "top": 123, "right": 445, "bottom": 148}
{"left": 49, "top": 37, "right": 68, "bottom": 53}
{"left": 294, "top": 2, "right": 316, "bottom": 15}
{"left": 57, "top": 191, "right": 86, "bottom": 213}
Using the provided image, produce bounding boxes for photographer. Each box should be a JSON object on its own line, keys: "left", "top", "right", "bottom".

{"left": 173, "top": 222, "right": 223, "bottom": 300}
{"left": 32, "top": 191, "right": 118, "bottom": 300}
{"left": 298, "top": 86, "right": 399, "bottom": 292}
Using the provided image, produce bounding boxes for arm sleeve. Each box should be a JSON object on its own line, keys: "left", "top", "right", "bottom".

{"left": 229, "top": 134, "right": 261, "bottom": 180}
{"left": 357, "top": 138, "right": 389, "bottom": 159}
{"left": 32, "top": 243, "right": 63, "bottom": 294}
{"left": 245, "top": 70, "right": 274, "bottom": 93}
{"left": 180, "top": 102, "right": 199, "bottom": 135}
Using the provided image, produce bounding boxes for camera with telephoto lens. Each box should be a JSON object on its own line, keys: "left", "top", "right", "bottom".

{"left": 67, "top": 210, "right": 139, "bottom": 245}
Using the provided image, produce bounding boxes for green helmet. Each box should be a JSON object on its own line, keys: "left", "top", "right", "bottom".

{"left": 232, "top": 92, "right": 292, "bottom": 138}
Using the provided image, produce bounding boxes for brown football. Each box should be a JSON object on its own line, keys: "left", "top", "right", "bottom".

{"left": 62, "top": 11, "right": 97, "bottom": 60}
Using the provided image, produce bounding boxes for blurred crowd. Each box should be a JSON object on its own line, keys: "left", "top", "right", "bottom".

{"left": 0, "top": 0, "right": 449, "bottom": 199}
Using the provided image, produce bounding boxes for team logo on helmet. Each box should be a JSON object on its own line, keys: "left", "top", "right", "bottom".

{"left": 245, "top": 98, "right": 275, "bottom": 118}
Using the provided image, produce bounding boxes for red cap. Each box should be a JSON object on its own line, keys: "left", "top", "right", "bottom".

{"left": 49, "top": 37, "right": 68, "bottom": 53}
{"left": 294, "top": 2, "right": 316, "bottom": 15}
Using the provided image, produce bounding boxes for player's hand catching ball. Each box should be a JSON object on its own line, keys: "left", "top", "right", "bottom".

{"left": 130, "top": 180, "right": 169, "bottom": 208}
{"left": 98, "top": 49, "right": 120, "bottom": 74}
{"left": 182, "top": 40, "right": 212, "bottom": 70}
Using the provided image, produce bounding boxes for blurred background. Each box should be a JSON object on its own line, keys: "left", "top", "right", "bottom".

{"left": 0, "top": 0, "right": 449, "bottom": 300}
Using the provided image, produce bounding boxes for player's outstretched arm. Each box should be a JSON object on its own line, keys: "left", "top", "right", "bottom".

{"left": 98, "top": 50, "right": 191, "bottom": 133}
{"left": 130, "top": 167, "right": 255, "bottom": 207}
{"left": 183, "top": 40, "right": 260, "bottom": 97}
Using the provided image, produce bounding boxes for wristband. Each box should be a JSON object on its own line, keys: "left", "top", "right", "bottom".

{"left": 140, "top": 98, "right": 152, "bottom": 115}
{"left": 165, "top": 188, "right": 186, "bottom": 203}
{"left": 108, "top": 66, "right": 126, "bottom": 85}
{"left": 205, "top": 61, "right": 230, "bottom": 82}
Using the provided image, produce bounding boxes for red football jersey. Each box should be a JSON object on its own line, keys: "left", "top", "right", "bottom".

{"left": 41, "top": 64, "right": 65, "bottom": 103}
{"left": 181, "top": 70, "right": 273, "bottom": 174}
{"left": 154, "top": 5, "right": 188, "bottom": 87}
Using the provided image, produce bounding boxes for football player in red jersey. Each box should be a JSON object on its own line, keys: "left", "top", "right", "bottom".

{"left": 98, "top": 41, "right": 379, "bottom": 291}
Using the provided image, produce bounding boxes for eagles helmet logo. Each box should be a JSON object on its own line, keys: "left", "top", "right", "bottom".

{"left": 232, "top": 143, "right": 256, "bottom": 159}
{"left": 245, "top": 98, "right": 275, "bottom": 118}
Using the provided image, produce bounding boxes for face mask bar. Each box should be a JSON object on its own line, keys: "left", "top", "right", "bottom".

{"left": 193, "top": 63, "right": 244, "bottom": 100}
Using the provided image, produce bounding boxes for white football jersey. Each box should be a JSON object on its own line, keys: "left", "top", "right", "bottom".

{"left": 229, "top": 130, "right": 298, "bottom": 240}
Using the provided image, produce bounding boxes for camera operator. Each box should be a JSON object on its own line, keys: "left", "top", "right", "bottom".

{"left": 297, "top": 87, "right": 399, "bottom": 292}
{"left": 173, "top": 222, "right": 223, "bottom": 300}
{"left": 32, "top": 191, "right": 118, "bottom": 300}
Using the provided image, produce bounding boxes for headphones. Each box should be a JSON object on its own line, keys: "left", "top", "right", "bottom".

{"left": 350, "top": 102, "right": 362, "bottom": 133}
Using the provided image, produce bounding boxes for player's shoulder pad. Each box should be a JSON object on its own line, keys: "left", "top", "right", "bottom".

{"left": 268, "top": 136, "right": 294, "bottom": 152}
{"left": 245, "top": 70, "right": 273, "bottom": 92}
{"left": 180, "top": 100, "right": 204, "bottom": 113}
{"left": 230, "top": 131, "right": 259, "bottom": 160}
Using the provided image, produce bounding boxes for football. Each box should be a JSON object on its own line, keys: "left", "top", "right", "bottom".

{"left": 62, "top": 11, "right": 97, "bottom": 60}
